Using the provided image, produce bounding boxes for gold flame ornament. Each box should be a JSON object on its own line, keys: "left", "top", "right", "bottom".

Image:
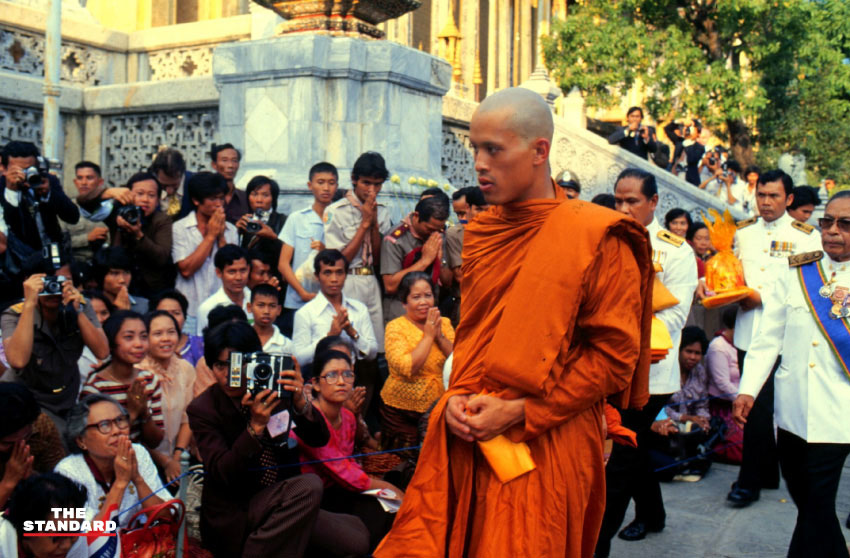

{"left": 700, "top": 209, "right": 755, "bottom": 309}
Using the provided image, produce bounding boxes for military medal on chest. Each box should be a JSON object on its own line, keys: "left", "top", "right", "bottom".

{"left": 651, "top": 249, "right": 667, "bottom": 272}
{"left": 820, "top": 264, "right": 850, "bottom": 319}
{"left": 770, "top": 240, "right": 795, "bottom": 258}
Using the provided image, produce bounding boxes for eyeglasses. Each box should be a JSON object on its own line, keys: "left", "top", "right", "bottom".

{"left": 85, "top": 415, "right": 130, "bottom": 434}
{"left": 818, "top": 217, "right": 850, "bottom": 233}
{"left": 320, "top": 370, "right": 355, "bottom": 384}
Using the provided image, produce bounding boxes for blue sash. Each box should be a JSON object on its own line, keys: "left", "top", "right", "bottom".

{"left": 798, "top": 261, "right": 850, "bottom": 381}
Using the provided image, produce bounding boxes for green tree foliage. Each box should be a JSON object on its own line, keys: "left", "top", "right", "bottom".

{"left": 542, "top": 0, "right": 850, "bottom": 184}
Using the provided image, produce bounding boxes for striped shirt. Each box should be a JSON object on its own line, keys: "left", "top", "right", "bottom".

{"left": 81, "top": 368, "right": 165, "bottom": 442}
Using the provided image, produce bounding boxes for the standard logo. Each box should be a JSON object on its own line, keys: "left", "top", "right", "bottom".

{"left": 23, "top": 507, "right": 117, "bottom": 537}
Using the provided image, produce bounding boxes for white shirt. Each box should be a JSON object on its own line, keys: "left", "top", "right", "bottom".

{"left": 196, "top": 286, "right": 253, "bottom": 335}
{"left": 279, "top": 205, "right": 327, "bottom": 310}
{"left": 263, "top": 325, "right": 295, "bottom": 355}
{"left": 740, "top": 254, "right": 850, "bottom": 443}
{"left": 648, "top": 218, "right": 699, "bottom": 394}
{"left": 733, "top": 213, "right": 822, "bottom": 351}
{"left": 292, "top": 291, "right": 377, "bottom": 366}
{"left": 172, "top": 211, "right": 239, "bottom": 319}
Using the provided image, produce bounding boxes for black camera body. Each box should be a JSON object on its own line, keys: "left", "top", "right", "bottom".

{"left": 117, "top": 204, "right": 142, "bottom": 226}
{"left": 245, "top": 209, "right": 269, "bottom": 234}
{"left": 228, "top": 351, "right": 294, "bottom": 402}
{"left": 24, "top": 156, "right": 49, "bottom": 188}
{"left": 39, "top": 243, "right": 65, "bottom": 297}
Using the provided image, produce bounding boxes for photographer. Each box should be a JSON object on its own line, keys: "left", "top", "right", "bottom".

{"left": 667, "top": 119, "right": 706, "bottom": 186}
{"left": 236, "top": 175, "right": 286, "bottom": 264}
{"left": 0, "top": 247, "right": 109, "bottom": 434}
{"left": 0, "top": 141, "right": 79, "bottom": 252}
{"left": 187, "top": 320, "right": 369, "bottom": 557}
{"left": 607, "top": 107, "right": 657, "bottom": 160}
{"left": 105, "top": 172, "right": 174, "bottom": 295}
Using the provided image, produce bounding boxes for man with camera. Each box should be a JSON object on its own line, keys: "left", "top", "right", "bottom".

{"left": 187, "top": 320, "right": 369, "bottom": 558}
{"left": 0, "top": 142, "right": 79, "bottom": 252}
{"left": 607, "top": 107, "right": 658, "bottom": 160}
{"left": 0, "top": 246, "right": 109, "bottom": 434}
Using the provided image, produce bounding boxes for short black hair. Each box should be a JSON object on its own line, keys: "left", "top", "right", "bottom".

{"left": 125, "top": 171, "right": 162, "bottom": 198}
{"left": 758, "top": 169, "right": 793, "bottom": 196}
{"left": 83, "top": 289, "right": 114, "bottom": 314}
{"left": 686, "top": 221, "right": 708, "bottom": 242}
{"left": 150, "top": 288, "right": 189, "bottom": 316}
{"left": 725, "top": 160, "right": 742, "bottom": 175}
{"left": 789, "top": 186, "right": 821, "bottom": 209}
{"left": 312, "top": 349, "right": 352, "bottom": 379}
{"left": 203, "top": 320, "right": 261, "bottom": 367}
{"left": 398, "top": 271, "right": 434, "bottom": 303}
{"left": 21, "top": 244, "right": 72, "bottom": 278}
{"left": 144, "top": 309, "right": 180, "bottom": 334}
{"left": 246, "top": 175, "right": 279, "bottom": 211}
{"left": 721, "top": 306, "right": 737, "bottom": 330}
{"left": 187, "top": 171, "right": 228, "bottom": 205}
{"left": 626, "top": 106, "right": 644, "bottom": 118}
{"left": 615, "top": 168, "right": 658, "bottom": 199}
{"left": 591, "top": 193, "right": 616, "bottom": 209}
{"left": 466, "top": 186, "right": 487, "bottom": 207}
{"left": 744, "top": 165, "right": 761, "bottom": 178}
{"left": 214, "top": 244, "right": 248, "bottom": 271}
{"left": 149, "top": 147, "right": 186, "bottom": 179}
{"left": 680, "top": 325, "right": 708, "bottom": 354}
{"left": 75, "top": 161, "right": 102, "bottom": 177}
{"left": 247, "top": 248, "right": 273, "bottom": 267}
{"left": 210, "top": 142, "right": 241, "bottom": 162}
{"left": 315, "top": 335, "right": 353, "bottom": 359}
{"left": 415, "top": 195, "right": 450, "bottom": 223}
{"left": 452, "top": 187, "right": 471, "bottom": 202}
{"left": 351, "top": 151, "right": 389, "bottom": 181}
{"left": 314, "top": 248, "right": 348, "bottom": 275}
{"left": 205, "top": 304, "right": 248, "bottom": 335}
{"left": 251, "top": 283, "right": 280, "bottom": 303}
{"left": 309, "top": 162, "right": 338, "bottom": 181}
{"left": 664, "top": 208, "right": 693, "bottom": 231}
{"left": 103, "top": 309, "right": 145, "bottom": 349}
{"left": 6, "top": 473, "right": 87, "bottom": 536}
{"left": 0, "top": 383, "right": 40, "bottom": 438}
{"left": 1, "top": 141, "right": 39, "bottom": 166}
{"left": 93, "top": 246, "right": 133, "bottom": 288}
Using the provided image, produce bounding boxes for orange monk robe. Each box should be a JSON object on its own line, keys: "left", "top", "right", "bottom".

{"left": 374, "top": 190, "right": 654, "bottom": 558}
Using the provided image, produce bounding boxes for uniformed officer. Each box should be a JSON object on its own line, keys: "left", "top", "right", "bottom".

{"left": 734, "top": 191, "right": 850, "bottom": 557}
{"left": 323, "top": 152, "right": 392, "bottom": 352}
{"left": 381, "top": 195, "right": 450, "bottom": 323}
{"left": 597, "top": 168, "right": 698, "bottom": 557}
{"left": 727, "top": 169, "right": 822, "bottom": 508}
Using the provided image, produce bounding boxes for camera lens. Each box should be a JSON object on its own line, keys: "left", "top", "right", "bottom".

{"left": 253, "top": 363, "right": 273, "bottom": 383}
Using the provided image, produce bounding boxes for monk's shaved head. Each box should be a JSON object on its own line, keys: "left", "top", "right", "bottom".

{"left": 475, "top": 87, "right": 554, "bottom": 144}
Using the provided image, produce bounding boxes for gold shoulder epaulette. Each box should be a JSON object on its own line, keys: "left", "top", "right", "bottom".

{"left": 791, "top": 220, "right": 815, "bottom": 234}
{"left": 8, "top": 302, "right": 24, "bottom": 314}
{"left": 789, "top": 251, "right": 823, "bottom": 267}
{"left": 657, "top": 229, "right": 685, "bottom": 247}
{"left": 736, "top": 217, "right": 758, "bottom": 229}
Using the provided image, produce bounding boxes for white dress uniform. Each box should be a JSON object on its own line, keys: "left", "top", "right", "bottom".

{"left": 647, "top": 218, "right": 699, "bottom": 394}
{"left": 740, "top": 251, "right": 850, "bottom": 443}
{"left": 733, "top": 212, "right": 822, "bottom": 351}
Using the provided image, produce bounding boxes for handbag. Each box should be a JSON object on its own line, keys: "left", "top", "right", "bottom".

{"left": 120, "top": 499, "right": 184, "bottom": 558}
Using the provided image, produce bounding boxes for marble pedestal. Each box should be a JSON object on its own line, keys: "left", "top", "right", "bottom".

{"left": 213, "top": 34, "right": 453, "bottom": 221}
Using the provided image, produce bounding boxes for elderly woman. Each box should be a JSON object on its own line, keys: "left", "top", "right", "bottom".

{"left": 54, "top": 394, "right": 165, "bottom": 556}
{"left": 141, "top": 310, "right": 196, "bottom": 483}
{"left": 380, "top": 272, "right": 454, "bottom": 453}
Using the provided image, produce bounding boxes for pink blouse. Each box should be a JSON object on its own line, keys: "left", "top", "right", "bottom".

{"left": 294, "top": 406, "right": 370, "bottom": 492}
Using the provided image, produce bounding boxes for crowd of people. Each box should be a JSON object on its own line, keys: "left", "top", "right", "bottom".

{"left": 0, "top": 88, "right": 845, "bottom": 558}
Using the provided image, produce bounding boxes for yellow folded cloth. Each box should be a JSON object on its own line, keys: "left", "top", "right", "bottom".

{"left": 477, "top": 434, "right": 536, "bottom": 484}
{"left": 650, "top": 316, "right": 673, "bottom": 350}
{"left": 652, "top": 277, "right": 680, "bottom": 313}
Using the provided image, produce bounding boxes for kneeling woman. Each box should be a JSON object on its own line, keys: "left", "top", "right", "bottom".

{"left": 295, "top": 349, "right": 403, "bottom": 549}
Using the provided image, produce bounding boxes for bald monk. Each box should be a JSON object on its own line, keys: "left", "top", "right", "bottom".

{"left": 373, "top": 88, "right": 655, "bottom": 557}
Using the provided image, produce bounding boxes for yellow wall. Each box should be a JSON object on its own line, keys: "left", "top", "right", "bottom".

{"left": 86, "top": 0, "right": 236, "bottom": 32}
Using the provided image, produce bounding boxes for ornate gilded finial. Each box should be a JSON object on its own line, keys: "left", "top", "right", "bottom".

{"left": 473, "top": 51, "right": 483, "bottom": 85}
{"left": 438, "top": 4, "right": 462, "bottom": 82}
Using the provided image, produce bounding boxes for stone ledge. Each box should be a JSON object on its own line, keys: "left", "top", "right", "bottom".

{"left": 82, "top": 76, "right": 219, "bottom": 115}
{"left": 0, "top": 71, "right": 84, "bottom": 111}
{"left": 128, "top": 15, "right": 252, "bottom": 53}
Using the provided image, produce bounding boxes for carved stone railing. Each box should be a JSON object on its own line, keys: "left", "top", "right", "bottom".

{"left": 147, "top": 45, "right": 215, "bottom": 81}
{"left": 0, "top": 24, "right": 109, "bottom": 85}
{"left": 102, "top": 109, "right": 219, "bottom": 186}
{"left": 0, "top": 101, "right": 42, "bottom": 145}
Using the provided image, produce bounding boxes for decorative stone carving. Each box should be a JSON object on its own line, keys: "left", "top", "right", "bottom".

{"left": 441, "top": 123, "right": 476, "bottom": 189}
{"left": 0, "top": 25, "right": 106, "bottom": 85}
{"left": 0, "top": 102, "right": 43, "bottom": 146}
{"left": 148, "top": 47, "right": 215, "bottom": 81}
{"left": 102, "top": 109, "right": 218, "bottom": 186}
{"left": 253, "top": 0, "right": 422, "bottom": 39}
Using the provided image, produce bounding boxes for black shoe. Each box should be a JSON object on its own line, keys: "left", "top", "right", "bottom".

{"left": 727, "top": 482, "right": 760, "bottom": 507}
{"left": 594, "top": 537, "right": 611, "bottom": 558}
{"left": 617, "top": 520, "right": 665, "bottom": 541}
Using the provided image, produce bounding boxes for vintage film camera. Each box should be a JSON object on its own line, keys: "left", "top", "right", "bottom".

{"left": 23, "top": 156, "right": 49, "bottom": 188}
{"left": 117, "top": 204, "right": 142, "bottom": 226}
{"left": 228, "top": 352, "right": 294, "bottom": 402}
{"left": 245, "top": 209, "right": 269, "bottom": 234}
{"left": 40, "top": 243, "right": 66, "bottom": 296}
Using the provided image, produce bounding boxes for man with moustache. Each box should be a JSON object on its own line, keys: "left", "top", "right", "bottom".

{"left": 734, "top": 191, "right": 850, "bottom": 557}
{"left": 373, "top": 88, "right": 654, "bottom": 558}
